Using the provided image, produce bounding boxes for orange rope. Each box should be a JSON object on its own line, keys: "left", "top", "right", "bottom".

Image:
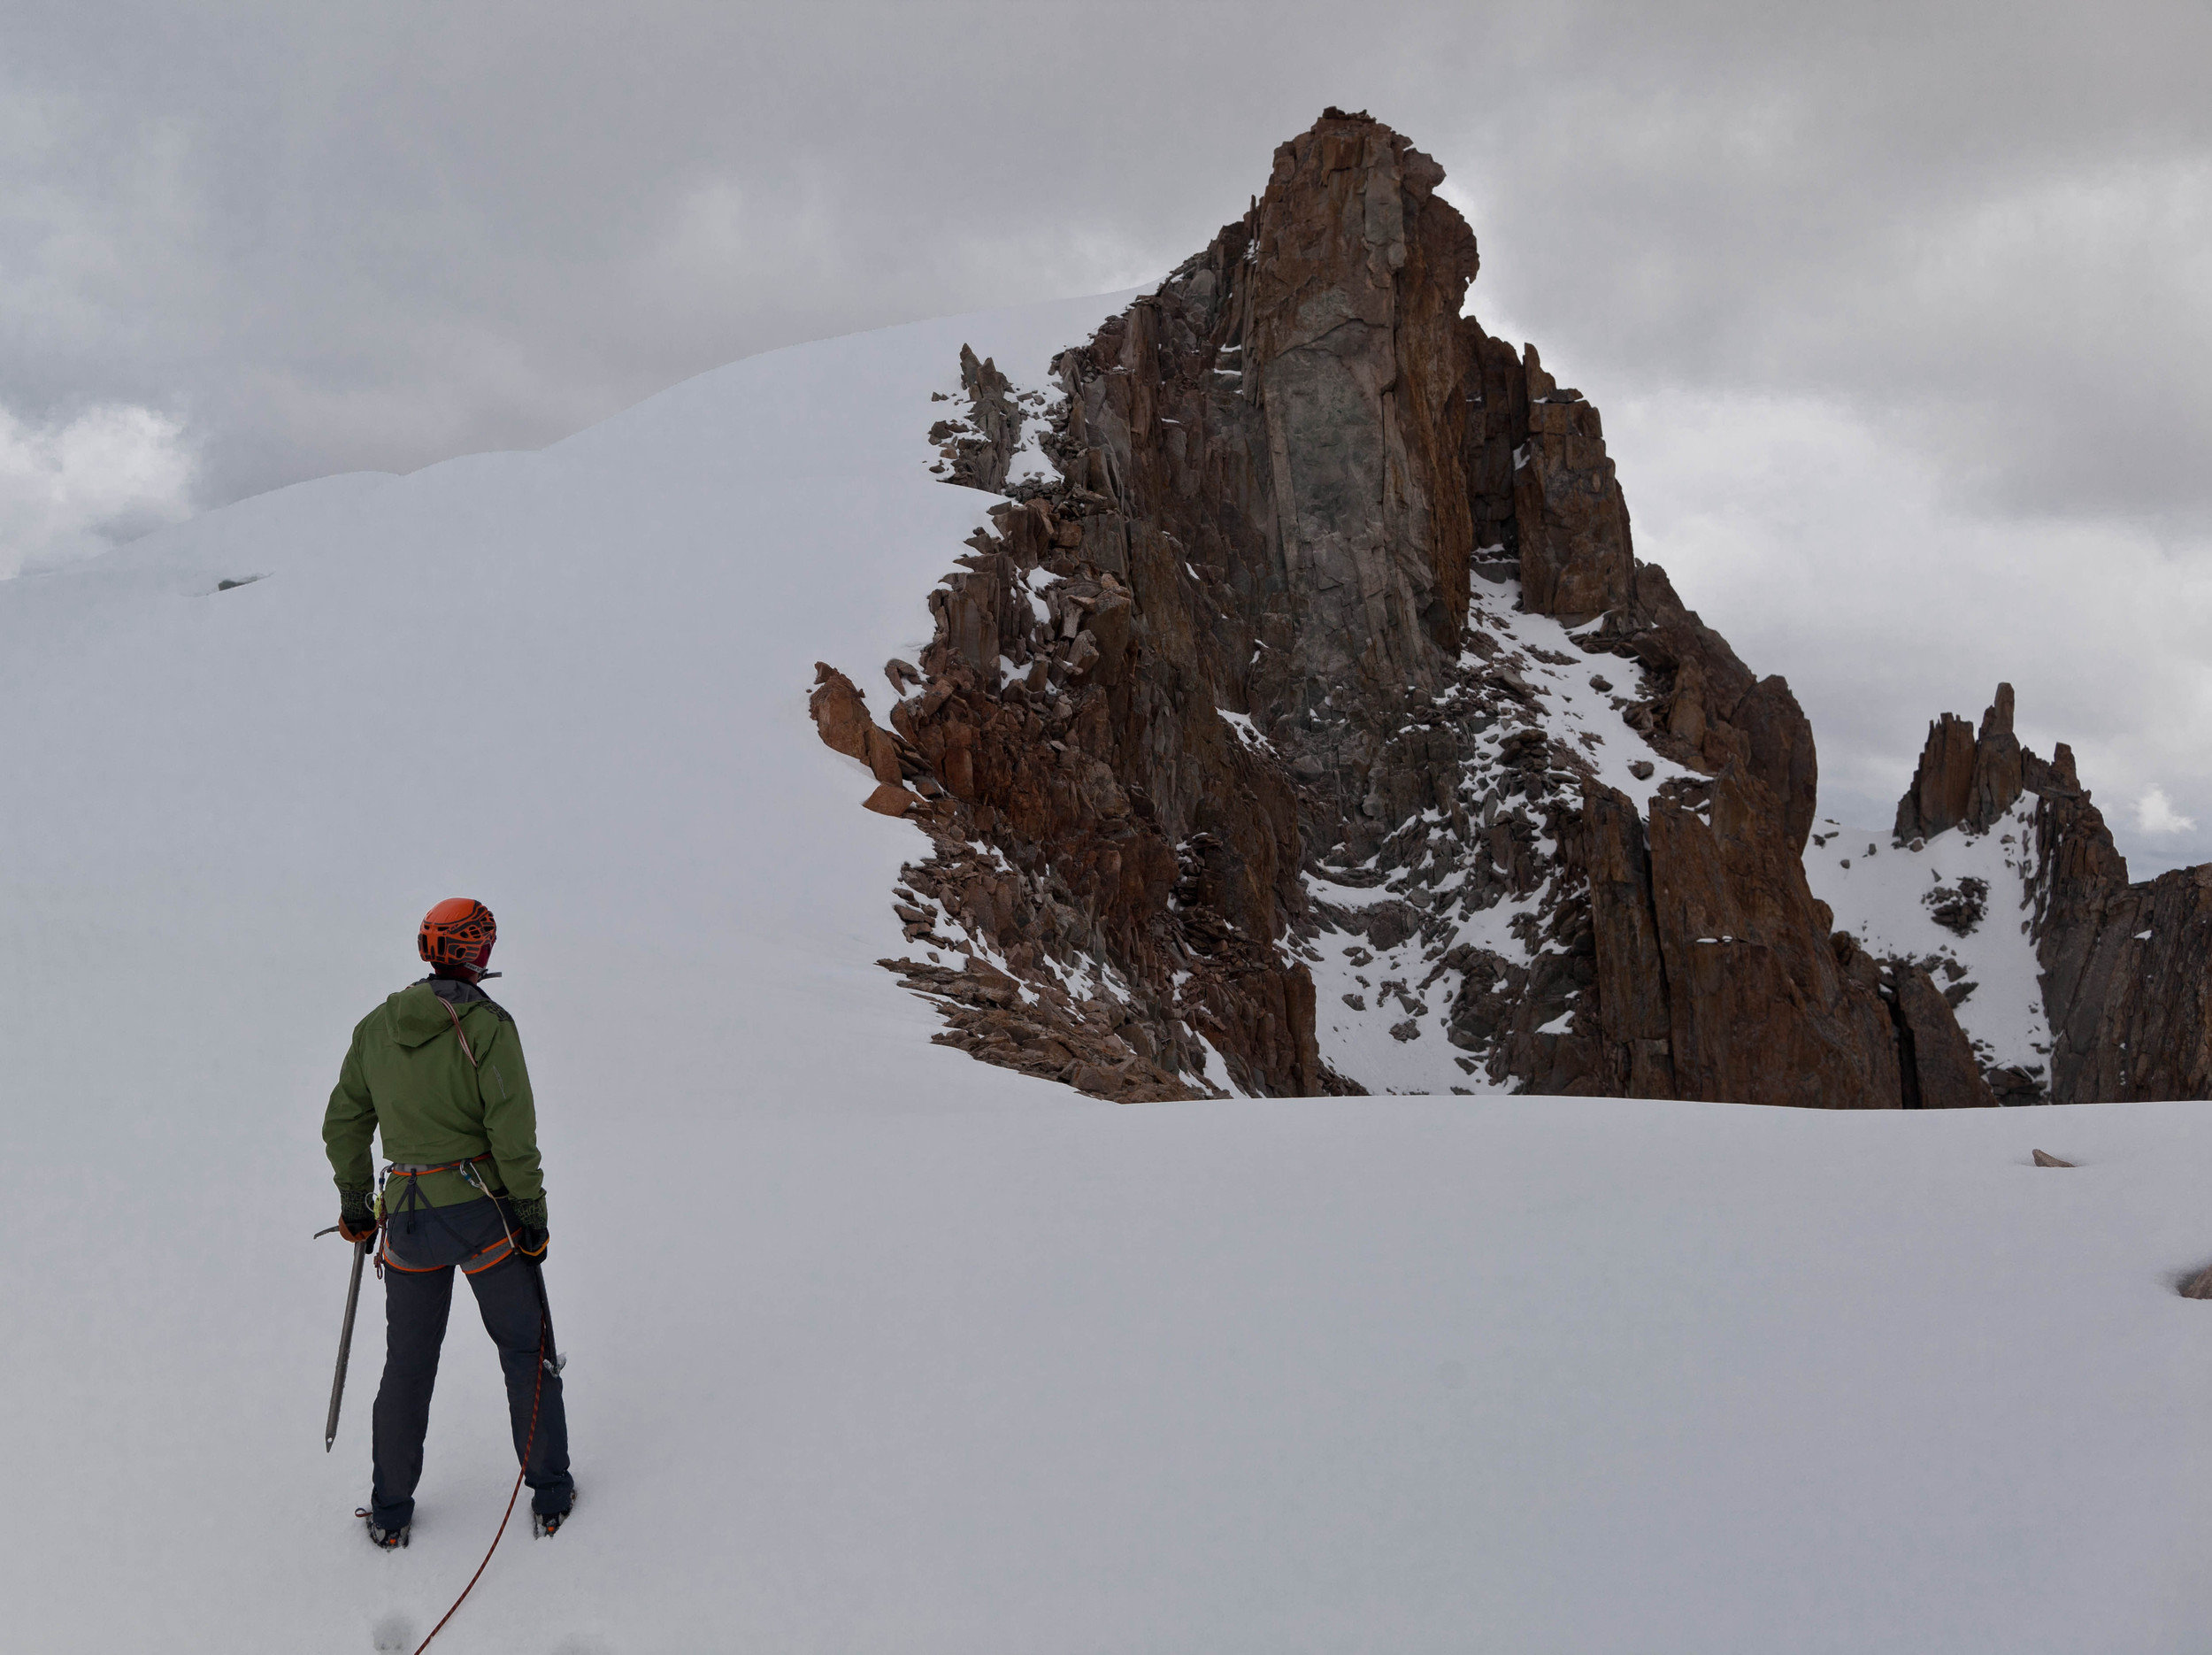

{"left": 439, "top": 998, "right": 480, "bottom": 1068}
{"left": 409, "top": 1315, "right": 549, "bottom": 1654}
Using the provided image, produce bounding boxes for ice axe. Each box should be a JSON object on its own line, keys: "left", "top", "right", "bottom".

{"left": 524, "top": 1252, "right": 566, "bottom": 1377}
{"left": 315, "top": 1226, "right": 372, "bottom": 1451}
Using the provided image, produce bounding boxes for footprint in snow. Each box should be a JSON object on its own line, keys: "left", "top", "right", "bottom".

{"left": 370, "top": 1614, "right": 415, "bottom": 1651}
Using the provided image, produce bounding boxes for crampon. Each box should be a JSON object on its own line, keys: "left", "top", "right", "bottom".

{"left": 357, "top": 1507, "right": 409, "bottom": 1550}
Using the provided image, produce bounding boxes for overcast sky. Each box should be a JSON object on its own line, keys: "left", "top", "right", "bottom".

{"left": 4, "top": 0, "right": 2208, "bottom": 869}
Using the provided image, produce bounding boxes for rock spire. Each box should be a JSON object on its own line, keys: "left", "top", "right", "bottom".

{"left": 1891, "top": 685, "right": 2212, "bottom": 1104}
{"left": 809, "top": 110, "right": 1993, "bottom": 1109}
{"left": 1894, "top": 682, "right": 2025, "bottom": 843}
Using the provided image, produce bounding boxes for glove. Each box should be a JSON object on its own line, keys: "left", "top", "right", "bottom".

{"left": 508, "top": 1196, "right": 549, "bottom": 1262}
{"left": 338, "top": 1191, "right": 378, "bottom": 1246}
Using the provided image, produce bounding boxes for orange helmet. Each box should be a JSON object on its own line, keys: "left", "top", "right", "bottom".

{"left": 418, "top": 898, "right": 496, "bottom": 973}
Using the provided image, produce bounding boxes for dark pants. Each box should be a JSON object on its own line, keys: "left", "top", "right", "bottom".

{"left": 369, "top": 1195, "right": 572, "bottom": 1529}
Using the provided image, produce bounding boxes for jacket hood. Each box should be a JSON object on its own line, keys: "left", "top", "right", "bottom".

{"left": 383, "top": 980, "right": 478, "bottom": 1050}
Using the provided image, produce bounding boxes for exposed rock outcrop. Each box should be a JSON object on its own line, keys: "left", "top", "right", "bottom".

{"left": 1515, "top": 347, "right": 1634, "bottom": 623}
{"left": 2028, "top": 763, "right": 2212, "bottom": 1105}
{"left": 1895, "top": 682, "right": 2025, "bottom": 843}
{"left": 1885, "top": 682, "right": 2212, "bottom": 1105}
{"left": 1884, "top": 958, "right": 2000, "bottom": 1109}
{"left": 1609, "top": 760, "right": 1903, "bottom": 1109}
{"left": 930, "top": 346, "right": 1028, "bottom": 492}
{"left": 810, "top": 109, "right": 1995, "bottom": 1108}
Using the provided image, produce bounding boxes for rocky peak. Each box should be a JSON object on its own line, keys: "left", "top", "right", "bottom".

{"left": 1894, "top": 682, "right": 2025, "bottom": 843}
{"left": 1035, "top": 106, "right": 1484, "bottom": 808}
{"left": 1875, "top": 683, "right": 2212, "bottom": 1104}
{"left": 807, "top": 111, "right": 1996, "bottom": 1110}
{"left": 1242, "top": 111, "right": 1476, "bottom": 712}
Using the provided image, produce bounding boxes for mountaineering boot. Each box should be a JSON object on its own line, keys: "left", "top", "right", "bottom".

{"left": 357, "top": 1507, "right": 410, "bottom": 1550}
{"left": 533, "top": 1486, "right": 576, "bottom": 1538}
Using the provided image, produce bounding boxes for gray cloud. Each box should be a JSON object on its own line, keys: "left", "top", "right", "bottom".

{"left": 4, "top": 0, "right": 2208, "bottom": 866}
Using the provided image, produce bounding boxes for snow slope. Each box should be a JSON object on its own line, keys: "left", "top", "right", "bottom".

{"left": 1303, "top": 573, "right": 1704, "bottom": 1095}
{"left": 1807, "top": 803, "right": 2055, "bottom": 1081}
{"left": 4, "top": 296, "right": 2211, "bottom": 1651}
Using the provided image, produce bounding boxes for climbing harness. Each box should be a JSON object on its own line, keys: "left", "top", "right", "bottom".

{"left": 379, "top": 1157, "right": 517, "bottom": 1274}
{"left": 344, "top": 970, "right": 569, "bottom": 1649}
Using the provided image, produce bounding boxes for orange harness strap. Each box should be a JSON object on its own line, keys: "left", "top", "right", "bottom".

{"left": 380, "top": 1235, "right": 516, "bottom": 1274}
{"left": 386, "top": 1154, "right": 495, "bottom": 1181}
{"left": 378, "top": 1155, "right": 509, "bottom": 1272}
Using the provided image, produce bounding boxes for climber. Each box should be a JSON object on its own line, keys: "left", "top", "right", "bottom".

{"left": 324, "top": 898, "right": 574, "bottom": 1549}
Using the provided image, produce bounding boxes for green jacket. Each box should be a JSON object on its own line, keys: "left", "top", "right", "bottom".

{"left": 324, "top": 978, "right": 547, "bottom": 1223}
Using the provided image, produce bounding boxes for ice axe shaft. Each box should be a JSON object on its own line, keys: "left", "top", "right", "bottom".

{"left": 325, "top": 1236, "right": 369, "bottom": 1451}
{"left": 526, "top": 1256, "right": 565, "bottom": 1376}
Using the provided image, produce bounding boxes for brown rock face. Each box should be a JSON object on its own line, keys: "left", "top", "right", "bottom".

{"left": 1896, "top": 682, "right": 2026, "bottom": 843}
{"left": 1581, "top": 783, "right": 1676, "bottom": 1096}
{"left": 810, "top": 664, "right": 910, "bottom": 785}
{"left": 1515, "top": 347, "right": 1634, "bottom": 622}
{"left": 1887, "top": 961, "right": 2000, "bottom": 1109}
{"left": 1242, "top": 117, "right": 1479, "bottom": 704}
{"left": 810, "top": 110, "right": 1974, "bottom": 1108}
{"left": 1033, "top": 108, "right": 1496, "bottom": 814}
{"left": 810, "top": 666, "right": 1217, "bottom": 1101}
{"left": 1632, "top": 764, "right": 1901, "bottom": 1109}
{"left": 1894, "top": 713, "right": 1978, "bottom": 843}
{"left": 2028, "top": 758, "right": 2212, "bottom": 1104}
{"left": 1583, "top": 566, "right": 1822, "bottom": 859}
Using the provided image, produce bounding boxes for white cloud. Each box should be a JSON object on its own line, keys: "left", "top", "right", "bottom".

{"left": 0, "top": 402, "right": 197, "bottom": 578}
{"left": 2135, "top": 786, "right": 2199, "bottom": 835}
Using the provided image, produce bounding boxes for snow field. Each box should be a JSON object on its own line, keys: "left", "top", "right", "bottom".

{"left": 17, "top": 1089, "right": 2212, "bottom": 1651}
{"left": 3, "top": 291, "right": 2209, "bottom": 1651}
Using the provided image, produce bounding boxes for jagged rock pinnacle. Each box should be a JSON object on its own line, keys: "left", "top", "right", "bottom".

{"left": 812, "top": 111, "right": 1993, "bottom": 1109}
